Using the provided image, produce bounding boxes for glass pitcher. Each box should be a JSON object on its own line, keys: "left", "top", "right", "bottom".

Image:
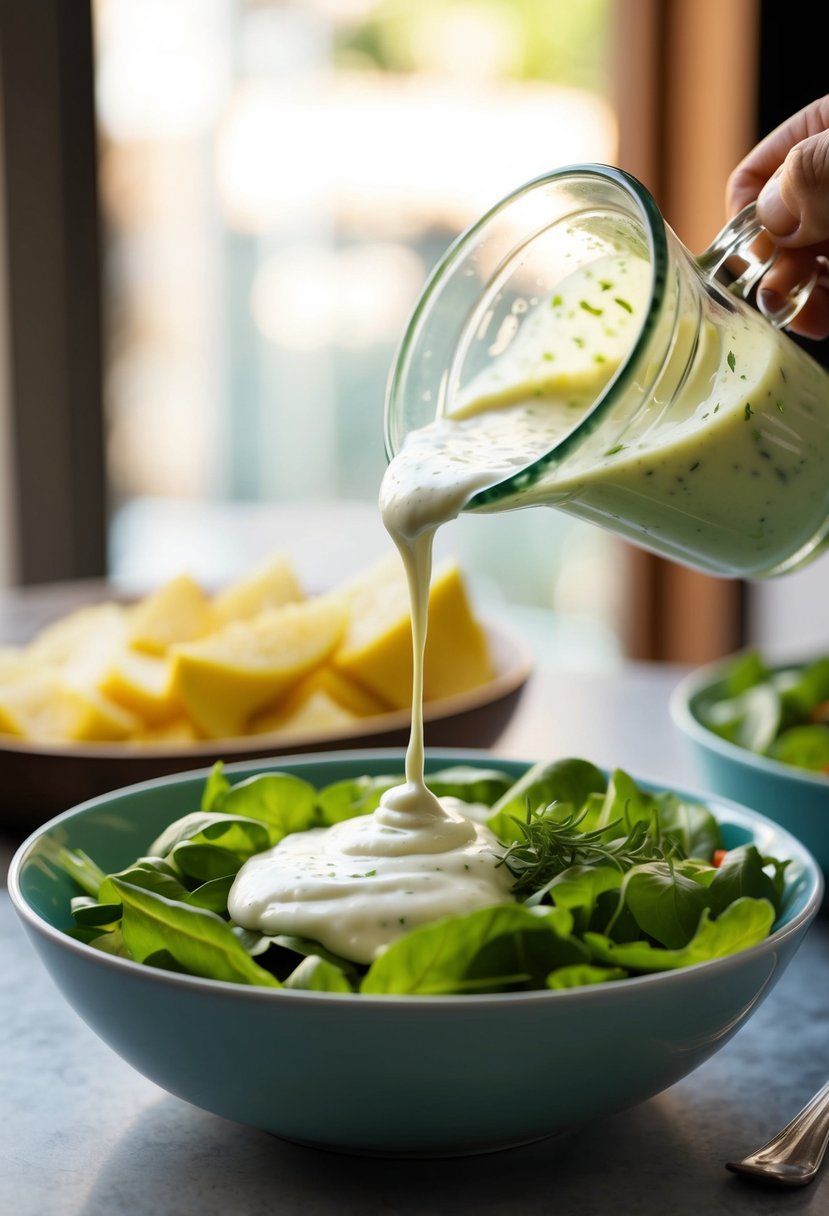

{"left": 384, "top": 164, "right": 829, "bottom": 580}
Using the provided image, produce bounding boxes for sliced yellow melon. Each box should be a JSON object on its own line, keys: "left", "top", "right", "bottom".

{"left": 0, "top": 646, "right": 32, "bottom": 683}
{"left": 170, "top": 593, "right": 349, "bottom": 738}
{"left": 27, "top": 603, "right": 125, "bottom": 668}
{"left": 212, "top": 554, "right": 305, "bottom": 624}
{"left": 289, "top": 664, "right": 388, "bottom": 717}
{"left": 57, "top": 685, "right": 140, "bottom": 743}
{"left": 60, "top": 604, "right": 127, "bottom": 691}
{"left": 252, "top": 688, "right": 358, "bottom": 737}
{"left": 420, "top": 562, "right": 493, "bottom": 701}
{"left": 251, "top": 663, "right": 387, "bottom": 736}
{"left": 126, "top": 575, "right": 215, "bottom": 655}
{"left": 0, "top": 670, "right": 138, "bottom": 743}
{"left": 133, "top": 716, "right": 201, "bottom": 746}
{"left": 332, "top": 554, "right": 492, "bottom": 709}
{"left": 0, "top": 670, "right": 55, "bottom": 736}
{"left": 99, "top": 647, "right": 180, "bottom": 725}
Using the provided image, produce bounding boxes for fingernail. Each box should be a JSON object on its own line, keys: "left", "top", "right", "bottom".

{"left": 758, "top": 286, "right": 786, "bottom": 318}
{"left": 757, "top": 176, "right": 799, "bottom": 236}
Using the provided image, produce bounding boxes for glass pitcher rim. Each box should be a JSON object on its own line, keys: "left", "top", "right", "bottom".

{"left": 383, "top": 161, "right": 670, "bottom": 509}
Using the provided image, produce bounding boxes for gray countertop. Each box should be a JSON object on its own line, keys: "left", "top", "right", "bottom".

{"left": 3, "top": 663, "right": 828, "bottom": 1215}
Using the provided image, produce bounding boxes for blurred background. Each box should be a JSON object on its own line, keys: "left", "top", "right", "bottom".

{"left": 1, "top": 0, "right": 828, "bottom": 670}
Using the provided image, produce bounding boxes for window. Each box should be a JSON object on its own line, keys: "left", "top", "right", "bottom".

{"left": 94, "top": 0, "right": 623, "bottom": 667}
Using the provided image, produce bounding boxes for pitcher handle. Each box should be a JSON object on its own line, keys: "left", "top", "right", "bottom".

{"left": 695, "top": 202, "right": 817, "bottom": 330}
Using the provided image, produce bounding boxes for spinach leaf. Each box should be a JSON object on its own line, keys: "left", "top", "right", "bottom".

{"left": 614, "top": 861, "right": 710, "bottom": 948}
{"left": 708, "top": 845, "right": 785, "bottom": 917}
{"left": 653, "top": 794, "right": 721, "bottom": 859}
{"left": 201, "top": 760, "right": 231, "bottom": 810}
{"left": 585, "top": 896, "right": 775, "bottom": 972}
{"left": 543, "top": 863, "right": 624, "bottom": 931}
{"left": 487, "top": 758, "right": 607, "bottom": 842}
{"left": 425, "top": 766, "right": 513, "bottom": 805}
{"left": 57, "top": 847, "right": 107, "bottom": 898}
{"left": 316, "top": 775, "right": 402, "bottom": 825}
{"left": 216, "top": 772, "right": 319, "bottom": 837}
{"left": 361, "top": 904, "right": 585, "bottom": 995}
{"left": 547, "top": 963, "right": 627, "bottom": 989}
{"left": 702, "top": 683, "right": 781, "bottom": 752}
{"left": 113, "top": 879, "right": 281, "bottom": 987}
{"left": 148, "top": 812, "right": 274, "bottom": 881}
{"left": 186, "top": 874, "right": 236, "bottom": 913}
{"left": 778, "top": 657, "right": 829, "bottom": 720}
{"left": 284, "top": 956, "right": 355, "bottom": 993}
{"left": 70, "top": 896, "right": 122, "bottom": 927}
{"left": 768, "top": 724, "right": 829, "bottom": 771}
{"left": 722, "top": 648, "right": 770, "bottom": 696}
{"left": 98, "top": 857, "right": 189, "bottom": 906}
{"left": 598, "top": 768, "right": 655, "bottom": 833}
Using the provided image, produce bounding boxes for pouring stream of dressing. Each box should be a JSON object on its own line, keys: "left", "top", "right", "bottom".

{"left": 226, "top": 427, "right": 529, "bottom": 965}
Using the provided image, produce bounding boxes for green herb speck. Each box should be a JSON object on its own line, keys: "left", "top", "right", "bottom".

{"left": 614, "top": 296, "right": 633, "bottom": 313}
{"left": 579, "top": 300, "right": 603, "bottom": 316}
{"left": 727, "top": 351, "right": 736, "bottom": 372}
{"left": 744, "top": 403, "right": 754, "bottom": 420}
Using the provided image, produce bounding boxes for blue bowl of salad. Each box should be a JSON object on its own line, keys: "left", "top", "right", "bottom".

{"left": 8, "top": 748, "right": 823, "bottom": 1157}
{"left": 671, "top": 649, "right": 829, "bottom": 878}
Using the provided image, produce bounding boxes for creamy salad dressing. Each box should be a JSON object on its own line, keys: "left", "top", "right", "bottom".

{"left": 515, "top": 308, "right": 829, "bottom": 574}
{"left": 229, "top": 243, "right": 827, "bottom": 963}
{"left": 227, "top": 376, "right": 581, "bottom": 963}
{"left": 227, "top": 457, "right": 519, "bottom": 964}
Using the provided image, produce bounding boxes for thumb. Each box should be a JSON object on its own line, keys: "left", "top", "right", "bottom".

{"left": 757, "top": 130, "right": 829, "bottom": 246}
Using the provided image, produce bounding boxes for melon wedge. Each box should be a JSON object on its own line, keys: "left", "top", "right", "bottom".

{"left": 27, "top": 603, "right": 124, "bottom": 668}
{"left": 252, "top": 688, "right": 358, "bottom": 737}
{"left": 171, "top": 593, "right": 348, "bottom": 738}
{"left": 126, "top": 575, "right": 215, "bottom": 655}
{"left": 212, "top": 554, "right": 304, "bottom": 624}
{"left": 251, "top": 663, "right": 386, "bottom": 736}
{"left": 332, "top": 554, "right": 493, "bottom": 709}
{"left": 0, "top": 669, "right": 138, "bottom": 743}
{"left": 99, "top": 648, "right": 180, "bottom": 725}
{"left": 134, "top": 716, "right": 201, "bottom": 746}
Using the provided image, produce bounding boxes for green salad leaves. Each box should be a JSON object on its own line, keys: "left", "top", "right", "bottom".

{"left": 56, "top": 758, "right": 788, "bottom": 996}
{"left": 698, "top": 648, "right": 829, "bottom": 774}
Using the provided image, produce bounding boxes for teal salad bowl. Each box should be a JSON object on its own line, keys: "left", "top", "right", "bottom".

{"left": 671, "top": 655, "right": 829, "bottom": 878}
{"left": 8, "top": 748, "right": 823, "bottom": 1157}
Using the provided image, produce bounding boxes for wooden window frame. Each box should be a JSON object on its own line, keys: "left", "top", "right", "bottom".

{"left": 0, "top": 0, "right": 106, "bottom": 585}
{"left": 612, "top": 0, "right": 760, "bottom": 662}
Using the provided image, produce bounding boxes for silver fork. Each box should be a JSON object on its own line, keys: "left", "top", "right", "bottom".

{"left": 726, "top": 1078, "right": 829, "bottom": 1187}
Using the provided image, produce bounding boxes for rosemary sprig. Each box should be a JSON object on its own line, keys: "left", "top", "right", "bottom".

{"left": 497, "top": 800, "right": 681, "bottom": 899}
